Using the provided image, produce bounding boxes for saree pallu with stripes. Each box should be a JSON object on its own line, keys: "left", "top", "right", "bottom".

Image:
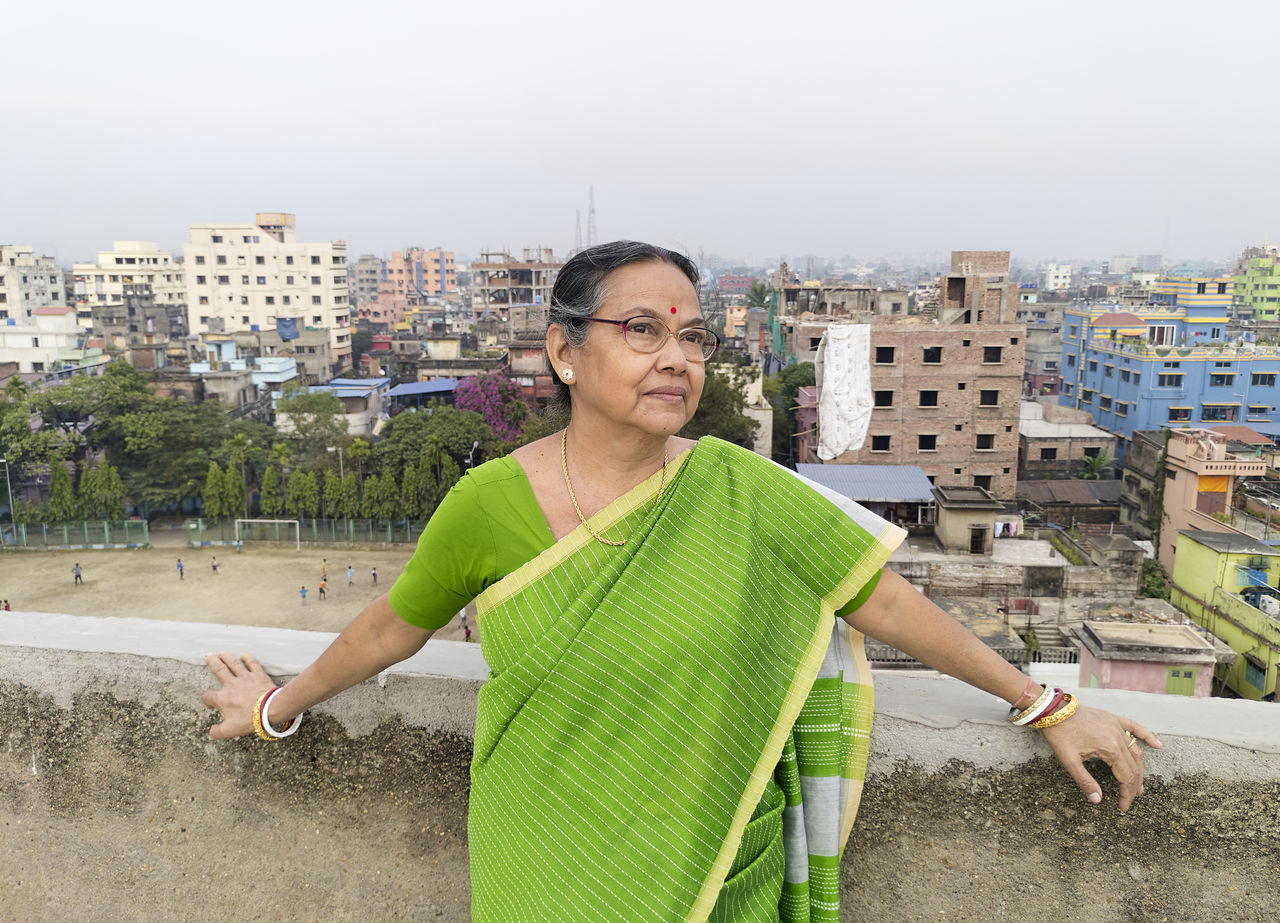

{"left": 470, "top": 438, "right": 906, "bottom": 922}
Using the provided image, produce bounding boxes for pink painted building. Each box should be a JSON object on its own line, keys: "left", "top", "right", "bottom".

{"left": 1075, "top": 621, "right": 1219, "bottom": 697}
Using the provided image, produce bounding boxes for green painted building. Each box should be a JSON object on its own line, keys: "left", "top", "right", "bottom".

{"left": 1233, "top": 256, "right": 1280, "bottom": 321}
{"left": 1170, "top": 530, "right": 1280, "bottom": 701}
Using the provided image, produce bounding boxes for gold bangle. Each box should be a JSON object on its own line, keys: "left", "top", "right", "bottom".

{"left": 1030, "top": 693, "right": 1079, "bottom": 729}
{"left": 252, "top": 688, "right": 277, "bottom": 742}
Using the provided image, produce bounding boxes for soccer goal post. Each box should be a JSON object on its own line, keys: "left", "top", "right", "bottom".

{"left": 235, "top": 518, "right": 301, "bottom": 551}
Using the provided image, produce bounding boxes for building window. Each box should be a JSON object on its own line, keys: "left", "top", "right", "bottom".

{"left": 217, "top": 255, "right": 227, "bottom": 265}
{"left": 1132, "top": 371, "right": 1141, "bottom": 385}
{"left": 195, "top": 255, "right": 206, "bottom": 265}
{"left": 1196, "top": 282, "right": 1207, "bottom": 294}
{"left": 976, "top": 434, "right": 995, "bottom": 450}
{"left": 217, "top": 275, "right": 229, "bottom": 284}
{"left": 1168, "top": 407, "right": 1192, "bottom": 422}
{"left": 1088, "top": 360, "right": 1098, "bottom": 372}
{"left": 1120, "top": 369, "right": 1130, "bottom": 383}
{"left": 312, "top": 296, "right": 322, "bottom": 305}
{"left": 1201, "top": 405, "right": 1238, "bottom": 422}
{"left": 241, "top": 275, "right": 250, "bottom": 284}
{"left": 311, "top": 276, "right": 321, "bottom": 285}
{"left": 211, "top": 235, "right": 223, "bottom": 243}
{"left": 873, "top": 390, "right": 894, "bottom": 408}
{"left": 983, "top": 346, "right": 1002, "bottom": 363}
{"left": 198, "top": 296, "right": 208, "bottom": 305}
{"left": 1100, "top": 396, "right": 1112, "bottom": 411}
{"left": 1104, "top": 364, "right": 1114, "bottom": 377}
{"left": 1040, "top": 448, "right": 1058, "bottom": 461}
{"left": 286, "top": 275, "right": 294, "bottom": 285}
{"left": 311, "top": 256, "right": 321, "bottom": 265}
{"left": 1210, "top": 374, "right": 1234, "bottom": 387}
{"left": 1157, "top": 373, "right": 1183, "bottom": 387}
{"left": 1248, "top": 405, "right": 1269, "bottom": 417}
{"left": 256, "top": 276, "right": 266, "bottom": 285}
{"left": 979, "top": 390, "right": 999, "bottom": 406}
{"left": 1081, "top": 389, "right": 1094, "bottom": 403}
{"left": 1115, "top": 401, "right": 1128, "bottom": 416}
{"left": 282, "top": 296, "right": 291, "bottom": 305}
{"left": 1253, "top": 373, "right": 1277, "bottom": 387}
{"left": 1083, "top": 447, "right": 1101, "bottom": 458}
{"left": 1217, "top": 283, "right": 1228, "bottom": 295}
{"left": 256, "top": 256, "right": 265, "bottom": 265}
{"left": 874, "top": 346, "right": 895, "bottom": 364}
{"left": 1069, "top": 325, "right": 1078, "bottom": 337}
{"left": 1066, "top": 354, "right": 1076, "bottom": 367}
{"left": 918, "top": 390, "right": 939, "bottom": 407}
{"left": 1147, "top": 324, "right": 1175, "bottom": 345}
{"left": 808, "top": 337, "right": 823, "bottom": 351}
{"left": 286, "top": 256, "right": 294, "bottom": 265}
{"left": 871, "top": 435, "right": 891, "bottom": 452}
{"left": 312, "top": 315, "right": 322, "bottom": 324}
{"left": 265, "top": 296, "right": 274, "bottom": 305}
{"left": 196, "top": 275, "right": 207, "bottom": 284}
{"left": 973, "top": 475, "right": 992, "bottom": 490}
{"left": 918, "top": 434, "right": 937, "bottom": 451}
{"left": 923, "top": 346, "right": 942, "bottom": 364}
{"left": 241, "top": 296, "right": 249, "bottom": 305}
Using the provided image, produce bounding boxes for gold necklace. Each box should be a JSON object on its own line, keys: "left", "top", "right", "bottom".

{"left": 561, "top": 428, "right": 668, "bottom": 547}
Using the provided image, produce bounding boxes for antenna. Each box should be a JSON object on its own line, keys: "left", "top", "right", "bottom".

{"left": 587, "top": 186, "right": 598, "bottom": 248}
{"left": 574, "top": 210, "right": 582, "bottom": 254}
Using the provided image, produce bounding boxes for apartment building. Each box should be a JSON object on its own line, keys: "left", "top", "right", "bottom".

{"left": 91, "top": 284, "right": 189, "bottom": 351}
{"left": 72, "top": 242, "right": 185, "bottom": 328}
{"left": 182, "top": 213, "right": 351, "bottom": 371}
{"left": 1058, "top": 277, "right": 1253, "bottom": 458}
{"left": 384, "top": 248, "right": 456, "bottom": 303}
{"left": 1042, "top": 263, "right": 1072, "bottom": 292}
{"left": 794, "top": 251, "right": 1026, "bottom": 499}
{"left": 0, "top": 305, "right": 89, "bottom": 373}
{"left": 471, "top": 248, "right": 562, "bottom": 318}
{"left": 349, "top": 254, "right": 383, "bottom": 306}
{"left": 0, "top": 245, "right": 64, "bottom": 322}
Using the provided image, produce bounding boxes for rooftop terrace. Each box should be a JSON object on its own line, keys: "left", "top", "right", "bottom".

{"left": 3, "top": 612, "right": 1278, "bottom": 921}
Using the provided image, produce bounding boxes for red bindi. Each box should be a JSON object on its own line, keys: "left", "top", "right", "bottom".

{"left": 670, "top": 306, "right": 677, "bottom": 314}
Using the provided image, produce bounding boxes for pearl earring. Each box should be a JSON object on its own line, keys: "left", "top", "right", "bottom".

{"left": 562, "top": 368, "right": 574, "bottom": 382}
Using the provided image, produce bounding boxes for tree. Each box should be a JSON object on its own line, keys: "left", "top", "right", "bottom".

{"left": 400, "top": 462, "right": 427, "bottom": 519}
{"left": 48, "top": 461, "right": 76, "bottom": 523}
{"left": 761, "top": 362, "right": 815, "bottom": 464}
{"left": 323, "top": 469, "right": 341, "bottom": 520}
{"left": 361, "top": 473, "right": 383, "bottom": 520}
{"left": 97, "top": 462, "right": 126, "bottom": 520}
{"left": 202, "top": 460, "right": 225, "bottom": 520}
{"left": 455, "top": 373, "right": 529, "bottom": 441}
{"left": 260, "top": 466, "right": 283, "bottom": 516}
{"left": 220, "top": 463, "right": 245, "bottom": 523}
{"left": 1079, "top": 451, "right": 1114, "bottom": 480}
{"left": 680, "top": 363, "right": 760, "bottom": 449}
{"left": 372, "top": 469, "right": 401, "bottom": 521}
{"left": 285, "top": 470, "right": 319, "bottom": 521}
{"left": 274, "top": 382, "right": 348, "bottom": 466}
{"left": 745, "top": 281, "right": 771, "bottom": 310}
{"left": 337, "top": 471, "right": 360, "bottom": 520}
{"left": 76, "top": 462, "right": 101, "bottom": 519}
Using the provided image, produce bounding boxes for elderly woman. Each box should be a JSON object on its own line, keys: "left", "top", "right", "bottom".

{"left": 203, "top": 241, "right": 1160, "bottom": 923}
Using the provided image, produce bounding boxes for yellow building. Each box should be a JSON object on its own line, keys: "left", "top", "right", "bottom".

{"left": 1170, "top": 530, "right": 1280, "bottom": 700}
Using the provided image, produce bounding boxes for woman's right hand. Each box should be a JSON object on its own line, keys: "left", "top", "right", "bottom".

{"left": 201, "top": 652, "right": 278, "bottom": 740}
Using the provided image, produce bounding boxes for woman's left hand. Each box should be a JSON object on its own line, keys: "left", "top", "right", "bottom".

{"left": 1038, "top": 705, "right": 1162, "bottom": 811}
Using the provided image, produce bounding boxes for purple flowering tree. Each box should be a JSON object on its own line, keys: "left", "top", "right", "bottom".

{"left": 454, "top": 373, "right": 528, "bottom": 441}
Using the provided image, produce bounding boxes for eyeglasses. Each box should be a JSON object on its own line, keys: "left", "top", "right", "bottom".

{"left": 579, "top": 315, "right": 720, "bottom": 362}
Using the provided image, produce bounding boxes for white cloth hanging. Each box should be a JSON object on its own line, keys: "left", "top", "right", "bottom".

{"left": 815, "top": 324, "right": 873, "bottom": 461}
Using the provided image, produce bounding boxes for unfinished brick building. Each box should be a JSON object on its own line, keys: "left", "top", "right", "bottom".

{"left": 797, "top": 251, "right": 1025, "bottom": 500}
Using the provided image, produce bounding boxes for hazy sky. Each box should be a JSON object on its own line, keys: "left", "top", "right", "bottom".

{"left": 4, "top": 1, "right": 1275, "bottom": 267}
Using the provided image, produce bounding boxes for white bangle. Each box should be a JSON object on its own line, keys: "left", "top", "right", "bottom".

{"left": 261, "top": 686, "right": 302, "bottom": 739}
{"left": 1009, "top": 685, "right": 1060, "bottom": 726}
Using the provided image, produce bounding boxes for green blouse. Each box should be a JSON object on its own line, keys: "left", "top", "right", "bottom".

{"left": 388, "top": 455, "right": 881, "bottom": 631}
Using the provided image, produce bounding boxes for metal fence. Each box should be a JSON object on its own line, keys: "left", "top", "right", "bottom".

{"left": 865, "top": 643, "right": 1079, "bottom": 668}
{"left": 186, "top": 517, "right": 428, "bottom": 547}
{"left": 2, "top": 520, "right": 150, "bottom": 548}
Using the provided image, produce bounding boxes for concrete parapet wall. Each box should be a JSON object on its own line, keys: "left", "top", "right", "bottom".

{"left": 3, "top": 613, "right": 1279, "bottom": 922}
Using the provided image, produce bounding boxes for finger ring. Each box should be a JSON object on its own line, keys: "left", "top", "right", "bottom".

{"left": 1125, "top": 732, "right": 1137, "bottom": 749}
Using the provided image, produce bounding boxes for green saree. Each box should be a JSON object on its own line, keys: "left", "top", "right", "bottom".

{"left": 470, "top": 438, "right": 905, "bottom": 922}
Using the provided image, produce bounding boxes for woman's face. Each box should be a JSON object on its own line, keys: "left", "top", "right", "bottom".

{"left": 564, "top": 259, "right": 705, "bottom": 439}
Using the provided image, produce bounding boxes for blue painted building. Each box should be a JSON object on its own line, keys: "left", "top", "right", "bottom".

{"left": 1058, "top": 277, "right": 1280, "bottom": 457}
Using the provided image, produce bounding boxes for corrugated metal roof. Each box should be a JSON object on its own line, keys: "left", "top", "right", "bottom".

{"left": 1017, "top": 479, "right": 1121, "bottom": 504}
{"left": 389, "top": 378, "right": 458, "bottom": 398}
{"left": 796, "top": 464, "right": 935, "bottom": 502}
{"left": 1092, "top": 312, "right": 1146, "bottom": 326}
{"left": 1179, "top": 530, "right": 1280, "bottom": 555}
{"left": 1210, "top": 425, "right": 1272, "bottom": 445}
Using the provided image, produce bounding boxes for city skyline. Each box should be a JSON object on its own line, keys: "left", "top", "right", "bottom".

{"left": 4, "top": 1, "right": 1276, "bottom": 265}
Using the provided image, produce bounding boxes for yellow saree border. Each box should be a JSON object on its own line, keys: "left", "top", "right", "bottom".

{"left": 475, "top": 447, "right": 695, "bottom": 616}
{"left": 686, "top": 517, "right": 906, "bottom": 922}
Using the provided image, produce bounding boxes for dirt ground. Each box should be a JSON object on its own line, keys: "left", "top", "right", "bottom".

{"left": 0, "top": 536, "right": 473, "bottom": 641}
